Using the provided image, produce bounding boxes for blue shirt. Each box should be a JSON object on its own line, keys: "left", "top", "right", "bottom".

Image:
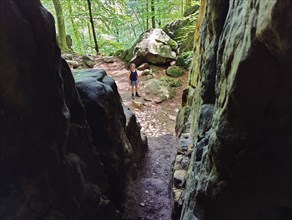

{"left": 130, "top": 70, "right": 138, "bottom": 81}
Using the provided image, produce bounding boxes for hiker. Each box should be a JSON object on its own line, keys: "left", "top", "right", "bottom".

{"left": 128, "top": 63, "right": 140, "bottom": 98}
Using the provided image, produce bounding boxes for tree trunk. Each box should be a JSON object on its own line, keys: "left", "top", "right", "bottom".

{"left": 146, "top": 0, "right": 149, "bottom": 30}
{"left": 151, "top": 0, "right": 155, "bottom": 28}
{"left": 86, "top": 0, "right": 99, "bottom": 54}
{"left": 67, "top": 0, "right": 80, "bottom": 50}
{"left": 52, "top": 0, "right": 70, "bottom": 51}
{"left": 181, "top": 0, "right": 184, "bottom": 16}
{"left": 88, "top": 23, "right": 93, "bottom": 46}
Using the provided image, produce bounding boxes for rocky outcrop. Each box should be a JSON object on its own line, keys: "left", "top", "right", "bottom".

{"left": 0, "top": 1, "right": 147, "bottom": 219}
{"left": 125, "top": 28, "right": 178, "bottom": 66}
{"left": 174, "top": 0, "right": 292, "bottom": 220}
{"left": 163, "top": 10, "right": 198, "bottom": 53}
{"left": 73, "top": 69, "right": 148, "bottom": 210}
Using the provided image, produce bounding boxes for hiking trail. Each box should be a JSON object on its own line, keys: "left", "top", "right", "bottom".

{"left": 96, "top": 58, "right": 187, "bottom": 220}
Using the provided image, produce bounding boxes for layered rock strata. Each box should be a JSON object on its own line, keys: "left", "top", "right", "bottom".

{"left": 174, "top": 0, "right": 292, "bottom": 220}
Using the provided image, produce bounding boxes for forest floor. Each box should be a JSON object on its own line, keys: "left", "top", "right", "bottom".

{"left": 83, "top": 57, "right": 187, "bottom": 220}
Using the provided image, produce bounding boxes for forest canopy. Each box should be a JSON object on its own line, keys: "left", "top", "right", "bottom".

{"left": 41, "top": 0, "right": 200, "bottom": 55}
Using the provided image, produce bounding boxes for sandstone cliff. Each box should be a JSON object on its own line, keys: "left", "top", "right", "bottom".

{"left": 174, "top": 0, "right": 292, "bottom": 219}
{"left": 0, "top": 1, "right": 147, "bottom": 219}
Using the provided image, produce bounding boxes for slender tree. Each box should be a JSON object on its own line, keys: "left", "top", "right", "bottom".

{"left": 151, "top": 0, "right": 155, "bottom": 28}
{"left": 52, "top": 0, "right": 70, "bottom": 51}
{"left": 41, "top": 0, "right": 200, "bottom": 54}
{"left": 146, "top": 0, "right": 149, "bottom": 30}
{"left": 66, "top": 0, "right": 80, "bottom": 49}
{"left": 86, "top": 0, "right": 99, "bottom": 54}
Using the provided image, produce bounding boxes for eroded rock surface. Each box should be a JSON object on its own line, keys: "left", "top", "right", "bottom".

{"left": 174, "top": 0, "right": 292, "bottom": 220}
{"left": 0, "top": 1, "right": 147, "bottom": 219}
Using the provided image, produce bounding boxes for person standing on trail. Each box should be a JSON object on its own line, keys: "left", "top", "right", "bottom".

{"left": 128, "top": 63, "right": 140, "bottom": 98}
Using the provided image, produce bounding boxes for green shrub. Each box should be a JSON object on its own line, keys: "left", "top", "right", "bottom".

{"left": 166, "top": 66, "right": 185, "bottom": 77}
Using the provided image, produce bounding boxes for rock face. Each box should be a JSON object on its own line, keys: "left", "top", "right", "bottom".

{"left": 73, "top": 69, "right": 148, "bottom": 210}
{"left": 163, "top": 11, "right": 198, "bottom": 53}
{"left": 125, "top": 28, "right": 177, "bottom": 66}
{"left": 175, "top": 0, "right": 292, "bottom": 220}
{"left": 0, "top": 1, "right": 147, "bottom": 219}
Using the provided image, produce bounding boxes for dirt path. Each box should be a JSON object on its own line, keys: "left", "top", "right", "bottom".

{"left": 124, "top": 135, "right": 178, "bottom": 220}
{"left": 97, "top": 58, "right": 187, "bottom": 136}
{"left": 96, "top": 58, "right": 186, "bottom": 220}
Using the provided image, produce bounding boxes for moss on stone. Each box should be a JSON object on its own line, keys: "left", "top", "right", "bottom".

{"left": 163, "top": 14, "right": 198, "bottom": 53}
{"left": 168, "top": 39, "right": 179, "bottom": 50}
{"left": 176, "top": 51, "right": 194, "bottom": 69}
{"left": 144, "top": 78, "right": 175, "bottom": 101}
{"left": 161, "top": 77, "right": 182, "bottom": 87}
{"left": 166, "top": 66, "right": 185, "bottom": 77}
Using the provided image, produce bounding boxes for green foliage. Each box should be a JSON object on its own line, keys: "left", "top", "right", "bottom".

{"left": 175, "top": 14, "right": 197, "bottom": 51}
{"left": 166, "top": 66, "right": 185, "bottom": 77}
{"left": 41, "top": 0, "right": 200, "bottom": 55}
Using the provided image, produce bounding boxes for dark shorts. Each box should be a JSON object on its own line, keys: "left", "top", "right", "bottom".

{"left": 131, "top": 80, "right": 138, "bottom": 86}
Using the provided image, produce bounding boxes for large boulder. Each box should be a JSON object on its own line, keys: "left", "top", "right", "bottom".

{"left": 0, "top": 1, "right": 147, "bottom": 219}
{"left": 73, "top": 69, "right": 148, "bottom": 209}
{"left": 144, "top": 78, "right": 175, "bottom": 102}
{"left": 125, "top": 28, "right": 177, "bottom": 66}
{"left": 82, "top": 55, "right": 96, "bottom": 68}
{"left": 174, "top": 0, "right": 292, "bottom": 220}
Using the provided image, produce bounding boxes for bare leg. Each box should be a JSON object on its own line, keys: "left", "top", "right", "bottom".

{"left": 131, "top": 85, "right": 134, "bottom": 94}
{"left": 135, "top": 85, "right": 138, "bottom": 93}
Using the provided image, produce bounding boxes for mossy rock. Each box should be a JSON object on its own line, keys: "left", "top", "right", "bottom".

{"left": 168, "top": 39, "right": 179, "bottom": 50}
{"left": 166, "top": 66, "right": 185, "bottom": 77}
{"left": 145, "top": 78, "right": 175, "bottom": 101}
{"left": 176, "top": 51, "right": 193, "bottom": 69}
{"left": 163, "top": 14, "right": 197, "bottom": 53}
{"left": 161, "top": 77, "right": 182, "bottom": 87}
{"left": 124, "top": 28, "right": 177, "bottom": 66}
